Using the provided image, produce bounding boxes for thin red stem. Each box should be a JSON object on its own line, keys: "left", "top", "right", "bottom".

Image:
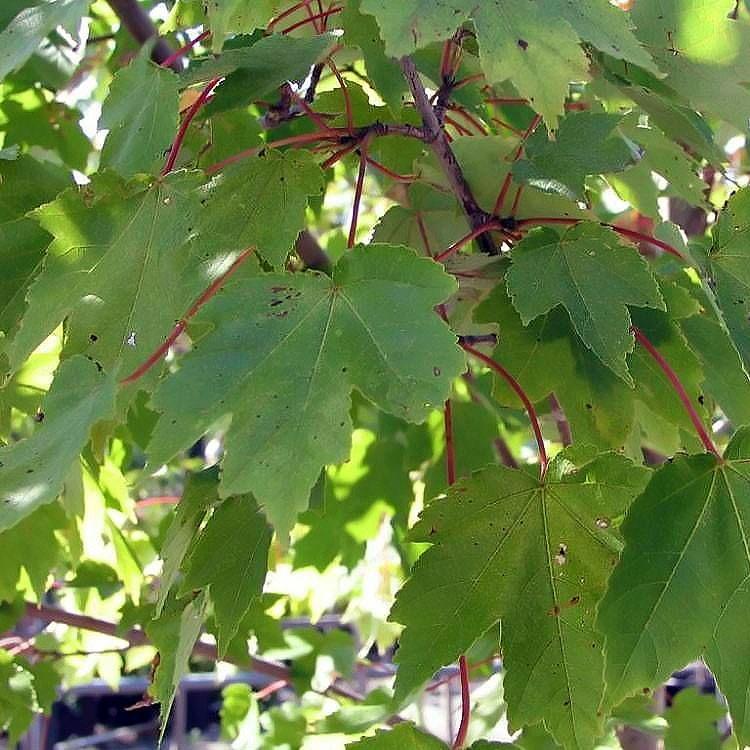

{"left": 120, "top": 248, "right": 256, "bottom": 385}
{"left": 415, "top": 212, "right": 432, "bottom": 257}
{"left": 449, "top": 105, "right": 487, "bottom": 136}
{"left": 510, "top": 184, "right": 525, "bottom": 216}
{"left": 452, "top": 73, "right": 485, "bottom": 91}
{"left": 365, "top": 156, "right": 416, "bottom": 182}
{"left": 435, "top": 221, "right": 504, "bottom": 262}
{"left": 267, "top": 0, "right": 313, "bottom": 31}
{"left": 491, "top": 117, "right": 525, "bottom": 137}
{"left": 444, "top": 400, "right": 456, "bottom": 486}
{"left": 160, "top": 29, "right": 210, "bottom": 69}
{"left": 492, "top": 114, "right": 541, "bottom": 216}
{"left": 290, "top": 89, "right": 330, "bottom": 131}
{"left": 205, "top": 130, "right": 338, "bottom": 174}
{"left": 328, "top": 59, "right": 354, "bottom": 135}
{"left": 281, "top": 6, "right": 342, "bottom": 34}
{"left": 135, "top": 495, "right": 180, "bottom": 510}
{"left": 162, "top": 77, "right": 220, "bottom": 175}
{"left": 452, "top": 655, "right": 470, "bottom": 749}
{"left": 255, "top": 679, "right": 288, "bottom": 700}
{"left": 445, "top": 115, "right": 474, "bottom": 137}
{"left": 630, "top": 326, "right": 720, "bottom": 458}
{"left": 462, "top": 343, "right": 548, "bottom": 478}
{"left": 513, "top": 217, "right": 685, "bottom": 261}
{"left": 348, "top": 144, "right": 368, "bottom": 248}
{"left": 321, "top": 142, "right": 356, "bottom": 169}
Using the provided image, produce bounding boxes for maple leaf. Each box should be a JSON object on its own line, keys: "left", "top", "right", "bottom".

{"left": 180, "top": 495, "right": 272, "bottom": 655}
{"left": 4, "top": 171, "right": 205, "bottom": 377}
{"left": 475, "top": 285, "right": 635, "bottom": 450}
{"left": 147, "top": 592, "right": 207, "bottom": 729}
{"left": 192, "top": 149, "right": 324, "bottom": 269}
{"left": 506, "top": 223, "right": 665, "bottom": 382}
{"left": 345, "top": 722, "right": 448, "bottom": 749}
{"left": 100, "top": 46, "right": 180, "bottom": 177}
{"left": 0, "top": 356, "right": 116, "bottom": 532}
{"left": 513, "top": 113, "right": 635, "bottom": 201}
{"left": 708, "top": 186, "right": 750, "bottom": 370}
{"left": 597, "top": 426, "right": 750, "bottom": 747}
{"left": 390, "top": 450, "right": 649, "bottom": 749}
{"left": 147, "top": 244, "right": 464, "bottom": 537}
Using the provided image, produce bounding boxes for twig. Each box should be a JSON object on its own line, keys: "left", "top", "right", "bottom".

{"left": 549, "top": 394, "right": 572, "bottom": 446}
{"left": 462, "top": 343, "right": 548, "bottom": 478}
{"left": 23, "top": 603, "right": 289, "bottom": 680}
{"left": 452, "top": 655, "right": 471, "bottom": 749}
{"left": 630, "top": 326, "right": 720, "bottom": 458}
{"left": 160, "top": 30, "right": 210, "bottom": 70}
{"left": 348, "top": 144, "right": 369, "bottom": 248}
{"left": 400, "top": 56, "right": 496, "bottom": 255}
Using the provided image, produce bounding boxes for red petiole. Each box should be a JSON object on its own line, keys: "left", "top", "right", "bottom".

{"left": 631, "top": 326, "right": 720, "bottom": 458}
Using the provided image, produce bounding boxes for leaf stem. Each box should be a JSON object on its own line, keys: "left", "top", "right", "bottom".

{"left": 434, "top": 221, "right": 506, "bottom": 262}
{"left": 630, "top": 326, "right": 720, "bottom": 458}
{"left": 348, "top": 144, "right": 369, "bottom": 248}
{"left": 205, "top": 130, "right": 338, "bottom": 174}
{"left": 444, "top": 399, "right": 456, "bottom": 486}
{"left": 160, "top": 29, "right": 210, "bottom": 69}
{"left": 162, "top": 76, "right": 221, "bottom": 175}
{"left": 267, "top": 0, "right": 314, "bottom": 32}
{"left": 513, "top": 217, "right": 686, "bottom": 261}
{"left": 462, "top": 343, "right": 548, "bottom": 478}
{"left": 120, "top": 248, "right": 256, "bottom": 385}
{"left": 327, "top": 58, "right": 354, "bottom": 135}
{"left": 492, "top": 114, "right": 542, "bottom": 216}
{"left": 452, "top": 655, "right": 471, "bottom": 749}
{"left": 281, "top": 5, "right": 342, "bottom": 34}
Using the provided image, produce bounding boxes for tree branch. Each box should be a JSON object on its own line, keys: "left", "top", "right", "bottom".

{"left": 400, "top": 56, "right": 496, "bottom": 255}
{"left": 106, "top": 0, "right": 180, "bottom": 71}
{"left": 23, "top": 602, "right": 289, "bottom": 681}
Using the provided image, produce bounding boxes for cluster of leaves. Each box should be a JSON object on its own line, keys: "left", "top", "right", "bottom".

{"left": 2, "top": 0, "right": 750, "bottom": 748}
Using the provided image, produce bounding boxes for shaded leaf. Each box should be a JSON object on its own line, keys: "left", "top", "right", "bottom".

{"left": 181, "top": 495, "right": 271, "bottom": 656}
{"left": 506, "top": 223, "right": 665, "bottom": 382}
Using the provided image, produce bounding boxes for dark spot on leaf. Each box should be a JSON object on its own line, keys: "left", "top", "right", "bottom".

{"left": 568, "top": 595, "right": 580, "bottom": 606}
{"left": 89, "top": 333, "right": 98, "bottom": 342}
{"left": 548, "top": 605, "right": 561, "bottom": 616}
{"left": 33, "top": 411, "right": 45, "bottom": 423}
{"left": 433, "top": 366, "right": 441, "bottom": 376}
{"left": 585, "top": 403, "right": 592, "bottom": 410}
{"left": 517, "top": 38, "right": 528, "bottom": 50}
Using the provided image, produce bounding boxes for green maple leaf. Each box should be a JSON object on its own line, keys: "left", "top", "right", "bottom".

{"left": 147, "top": 592, "right": 207, "bottom": 728}
{"left": 0, "top": 0, "right": 88, "bottom": 82}
{"left": 362, "top": 0, "right": 652, "bottom": 126}
{"left": 148, "top": 244, "right": 464, "bottom": 536}
{"left": 512, "top": 113, "right": 635, "bottom": 201}
{"left": 0, "top": 503, "right": 66, "bottom": 600}
{"left": 708, "top": 187, "right": 750, "bottom": 369}
{"left": 4, "top": 171, "right": 206, "bottom": 376}
{"left": 181, "top": 495, "right": 272, "bottom": 655}
{"left": 346, "top": 723, "right": 448, "bottom": 749}
{"left": 156, "top": 468, "right": 220, "bottom": 616}
{"left": 597, "top": 426, "right": 750, "bottom": 746}
{"left": 663, "top": 688, "right": 725, "bottom": 750}
{"left": 475, "top": 285, "right": 635, "bottom": 450}
{"left": 100, "top": 46, "right": 180, "bottom": 177}
{"left": 201, "top": 0, "right": 282, "bottom": 51}
{"left": 472, "top": 0, "right": 591, "bottom": 128}
{"left": 0, "top": 649, "right": 36, "bottom": 745}
{"left": 0, "top": 155, "right": 71, "bottom": 342}
{"left": 506, "top": 223, "right": 665, "bottom": 382}
{"left": 358, "top": 1, "right": 473, "bottom": 59}
{"left": 390, "top": 451, "right": 649, "bottom": 749}
{"left": 203, "top": 34, "right": 337, "bottom": 114}
{"left": 193, "top": 149, "right": 324, "bottom": 269}
{"left": 0, "top": 356, "right": 116, "bottom": 532}
{"left": 631, "top": 0, "right": 750, "bottom": 132}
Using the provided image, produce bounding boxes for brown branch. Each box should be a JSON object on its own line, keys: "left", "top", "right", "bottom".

{"left": 24, "top": 602, "right": 289, "bottom": 681}
{"left": 400, "top": 56, "right": 496, "bottom": 255}
{"left": 106, "top": 0, "right": 180, "bottom": 71}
